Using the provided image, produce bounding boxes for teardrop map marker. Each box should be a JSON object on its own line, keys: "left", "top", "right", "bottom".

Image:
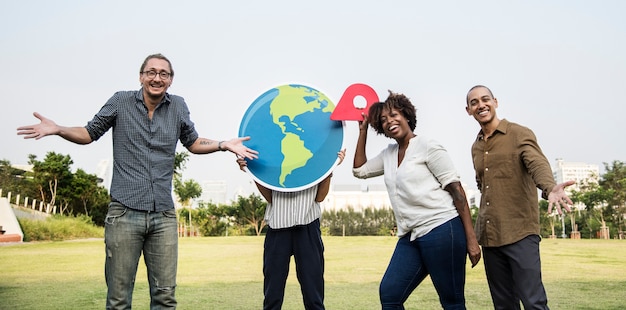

{"left": 330, "top": 83, "right": 379, "bottom": 121}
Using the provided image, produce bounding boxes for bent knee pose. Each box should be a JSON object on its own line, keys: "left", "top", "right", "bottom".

{"left": 353, "top": 91, "right": 480, "bottom": 309}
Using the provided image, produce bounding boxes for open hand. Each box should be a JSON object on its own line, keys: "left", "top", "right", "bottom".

{"left": 547, "top": 180, "right": 575, "bottom": 215}
{"left": 223, "top": 137, "right": 259, "bottom": 160}
{"left": 17, "top": 112, "right": 58, "bottom": 139}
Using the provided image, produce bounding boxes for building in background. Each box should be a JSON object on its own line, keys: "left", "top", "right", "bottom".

{"left": 323, "top": 183, "right": 478, "bottom": 212}
{"left": 553, "top": 158, "right": 600, "bottom": 192}
{"left": 198, "top": 180, "right": 228, "bottom": 205}
{"left": 464, "top": 186, "right": 482, "bottom": 209}
{"left": 10, "top": 164, "right": 33, "bottom": 173}
{"left": 323, "top": 184, "right": 391, "bottom": 211}
{"left": 552, "top": 158, "right": 601, "bottom": 238}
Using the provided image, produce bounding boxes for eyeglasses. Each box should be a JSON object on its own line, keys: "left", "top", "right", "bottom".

{"left": 142, "top": 70, "right": 171, "bottom": 80}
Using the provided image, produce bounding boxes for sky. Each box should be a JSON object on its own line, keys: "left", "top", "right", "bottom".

{"left": 2, "top": 1, "right": 625, "bottom": 199}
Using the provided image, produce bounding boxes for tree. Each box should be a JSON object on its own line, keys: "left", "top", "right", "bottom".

{"left": 193, "top": 202, "right": 232, "bottom": 236}
{"left": 173, "top": 151, "right": 190, "bottom": 184}
{"left": 175, "top": 179, "right": 202, "bottom": 208}
{"left": 174, "top": 179, "right": 202, "bottom": 236}
{"left": 71, "top": 168, "right": 109, "bottom": 219}
{"left": 172, "top": 151, "right": 203, "bottom": 236}
{"left": 71, "top": 169, "right": 99, "bottom": 216}
{"left": 28, "top": 152, "right": 74, "bottom": 213}
{"left": 539, "top": 200, "right": 555, "bottom": 238}
{"left": 172, "top": 151, "right": 198, "bottom": 207}
{"left": 571, "top": 182, "right": 613, "bottom": 238}
{"left": 0, "top": 159, "right": 26, "bottom": 194}
{"left": 231, "top": 193, "right": 267, "bottom": 236}
{"left": 599, "top": 160, "right": 626, "bottom": 236}
{"left": 321, "top": 206, "right": 396, "bottom": 236}
{"left": 470, "top": 205, "right": 479, "bottom": 226}
{"left": 86, "top": 186, "right": 111, "bottom": 226}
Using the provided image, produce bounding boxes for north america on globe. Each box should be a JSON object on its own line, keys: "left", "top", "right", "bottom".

{"left": 239, "top": 84, "right": 344, "bottom": 192}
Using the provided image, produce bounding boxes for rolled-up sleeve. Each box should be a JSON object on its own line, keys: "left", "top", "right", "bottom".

{"left": 426, "top": 141, "right": 460, "bottom": 189}
{"left": 352, "top": 150, "right": 385, "bottom": 179}
{"left": 85, "top": 92, "right": 120, "bottom": 141}
{"left": 176, "top": 99, "right": 199, "bottom": 148}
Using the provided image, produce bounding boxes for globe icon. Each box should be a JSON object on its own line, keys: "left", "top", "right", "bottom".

{"left": 239, "top": 84, "right": 344, "bottom": 192}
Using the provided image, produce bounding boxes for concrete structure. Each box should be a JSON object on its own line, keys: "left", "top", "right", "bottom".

{"left": 0, "top": 198, "right": 24, "bottom": 243}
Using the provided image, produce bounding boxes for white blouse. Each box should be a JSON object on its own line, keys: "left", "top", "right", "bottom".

{"left": 353, "top": 135, "right": 460, "bottom": 240}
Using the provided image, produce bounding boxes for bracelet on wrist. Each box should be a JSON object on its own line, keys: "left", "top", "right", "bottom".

{"left": 218, "top": 141, "right": 226, "bottom": 152}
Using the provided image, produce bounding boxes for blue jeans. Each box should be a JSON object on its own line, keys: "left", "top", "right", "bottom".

{"left": 104, "top": 203, "right": 178, "bottom": 310}
{"left": 380, "top": 217, "right": 467, "bottom": 310}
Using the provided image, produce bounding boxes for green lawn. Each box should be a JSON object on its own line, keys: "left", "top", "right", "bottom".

{"left": 1, "top": 237, "right": 625, "bottom": 309}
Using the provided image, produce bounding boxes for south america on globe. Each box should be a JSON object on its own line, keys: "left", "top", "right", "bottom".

{"left": 239, "top": 84, "right": 344, "bottom": 192}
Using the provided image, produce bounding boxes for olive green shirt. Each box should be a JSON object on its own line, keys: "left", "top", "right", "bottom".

{"left": 471, "top": 119, "right": 556, "bottom": 247}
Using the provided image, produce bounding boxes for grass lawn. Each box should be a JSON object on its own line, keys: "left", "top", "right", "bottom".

{"left": 0, "top": 237, "right": 625, "bottom": 309}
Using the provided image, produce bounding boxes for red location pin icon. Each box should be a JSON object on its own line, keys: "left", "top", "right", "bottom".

{"left": 330, "top": 83, "right": 379, "bottom": 121}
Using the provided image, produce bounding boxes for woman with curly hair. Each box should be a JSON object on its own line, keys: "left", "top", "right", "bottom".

{"left": 353, "top": 91, "right": 480, "bottom": 309}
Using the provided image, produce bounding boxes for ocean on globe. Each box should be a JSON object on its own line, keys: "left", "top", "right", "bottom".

{"left": 239, "top": 84, "right": 344, "bottom": 192}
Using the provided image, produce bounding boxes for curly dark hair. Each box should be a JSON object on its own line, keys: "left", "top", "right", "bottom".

{"left": 368, "top": 90, "right": 417, "bottom": 136}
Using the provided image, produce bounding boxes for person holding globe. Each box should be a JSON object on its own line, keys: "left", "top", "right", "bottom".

{"left": 352, "top": 91, "right": 480, "bottom": 309}
{"left": 17, "top": 53, "right": 258, "bottom": 309}
{"left": 237, "top": 148, "right": 345, "bottom": 310}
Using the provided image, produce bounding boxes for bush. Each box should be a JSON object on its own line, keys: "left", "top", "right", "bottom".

{"left": 18, "top": 214, "right": 104, "bottom": 242}
{"left": 321, "top": 206, "right": 396, "bottom": 236}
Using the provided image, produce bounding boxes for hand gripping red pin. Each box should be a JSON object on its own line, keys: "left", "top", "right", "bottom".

{"left": 330, "top": 83, "right": 379, "bottom": 121}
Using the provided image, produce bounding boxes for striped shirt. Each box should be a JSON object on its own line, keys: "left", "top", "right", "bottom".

{"left": 266, "top": 185, "right": 320, "bottom": 229}
{"left": 85, "top": 90, "right": 199, "bottom": 212}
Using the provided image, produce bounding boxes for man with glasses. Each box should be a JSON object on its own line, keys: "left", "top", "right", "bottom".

{"left": 17, "top": 53, "right": 258, "bottom": 309}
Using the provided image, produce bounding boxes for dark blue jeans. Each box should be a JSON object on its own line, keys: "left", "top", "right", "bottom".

{"left": 104, "top": 203, "right": 178, "bottom": 310}
{"left": 380, "top": 217, "right": 467, "bottom": 310}
{"left": 263, "top": 219, "right": 325, "bottom": 310}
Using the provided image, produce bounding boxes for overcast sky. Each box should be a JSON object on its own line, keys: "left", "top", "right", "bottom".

{"left": 2, "top": 1, "right": 625, "bottom": 199}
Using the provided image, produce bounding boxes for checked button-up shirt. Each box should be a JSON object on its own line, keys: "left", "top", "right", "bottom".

{"left": 85, "top": 89, "right": 199, "bottom": 212}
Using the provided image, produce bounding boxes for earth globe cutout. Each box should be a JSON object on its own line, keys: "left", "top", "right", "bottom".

{"left": 239, "top": 84, "right": 344, "bottom": 192}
